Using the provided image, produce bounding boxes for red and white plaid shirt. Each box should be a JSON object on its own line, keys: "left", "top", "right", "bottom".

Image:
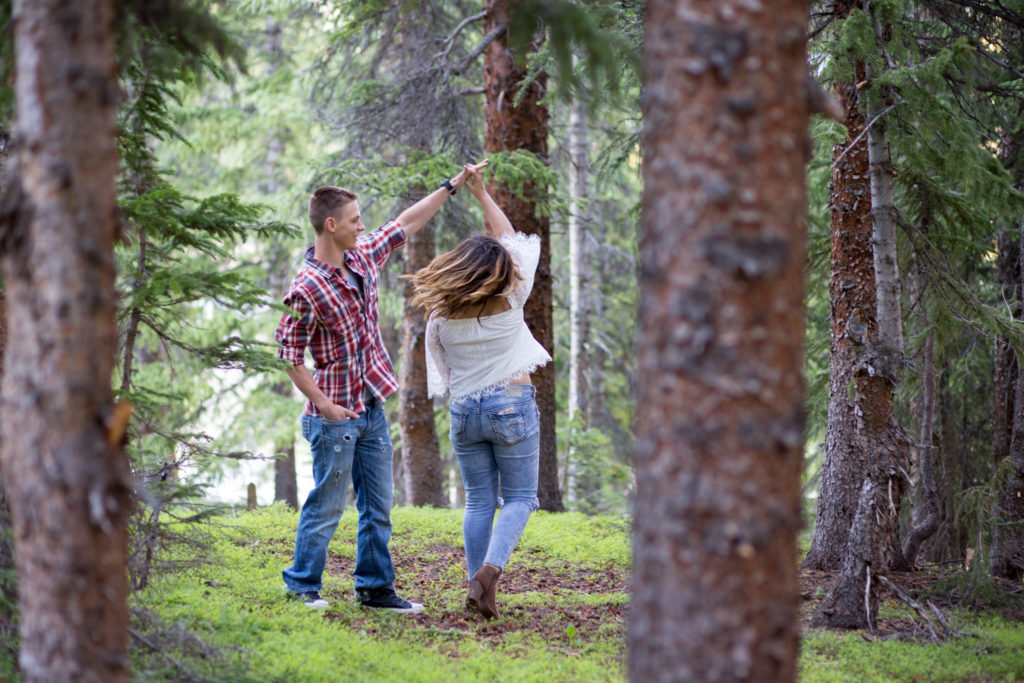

{"left": 275, "top": 220, "right": 406, "bottom": 417}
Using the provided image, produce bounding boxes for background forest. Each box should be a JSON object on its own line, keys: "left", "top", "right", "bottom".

{"left": 0, "top": 0, "right": 1023, "bottom": 681}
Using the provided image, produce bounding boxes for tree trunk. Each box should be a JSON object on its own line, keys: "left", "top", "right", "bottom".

{"left": 272, "top": 380, "right": 299, "bottom": 509}
{"left": 400, "top": 224, "right": 447, "bottom": 507}
{"left": 902, "top": 266, "right": 939, "bottom": 567}
{"left": 566, "top": 66, "right": 594, "bottom": 507}
{"left": 483, "top": 0, "right": 562, "bottom": 512}
{"left": 813, "top": 17, "right": 911, "bottom": 627}
{"left": 0, "top": 1, "right": 132, "bottom": 680}
{"left": 629, "top": 1, "right": 807, "bottom": 679}
{"left": 991, "top": 99, "right": 1024, "bottom": 580}
{"left": 263, "top": 17, "right": 299, "bottom": 508}
{"left": 991, "top": 217, "right": 1024, "bottom": 579}
{"left": 804, "top": 61, "right": 876, "bottom": 571}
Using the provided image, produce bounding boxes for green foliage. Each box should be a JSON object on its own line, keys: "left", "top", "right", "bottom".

{"left": 134, "top": 505, "right": 628, "bottom": 681}
{"left": 119, "top": 504, "right": 1024, "bottom": 682}
{"left": 800, "top": 616, "right": 1024, "bottom": 682}
{"left": 508, "top": 0, "right": 642, "bottom": 105}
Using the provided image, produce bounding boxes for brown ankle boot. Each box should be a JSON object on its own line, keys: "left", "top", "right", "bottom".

{"left": 466, "top": 563, "right": 502, "bottom": 619}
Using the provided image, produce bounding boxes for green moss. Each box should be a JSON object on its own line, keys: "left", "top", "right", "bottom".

{"left": 116, "top": 505, "right": 1024, "bottom": 682}
{"left": 800, "top": 615, "right": 1024, "bottom": 682}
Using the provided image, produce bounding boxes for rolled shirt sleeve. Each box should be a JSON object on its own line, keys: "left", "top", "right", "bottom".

{"left": 275, "top": 291, "right": 316, "bottom": 365}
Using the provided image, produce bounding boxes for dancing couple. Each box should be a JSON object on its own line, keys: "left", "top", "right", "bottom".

{"left": 275, "top": 160, "right": 548, "bottom": 619}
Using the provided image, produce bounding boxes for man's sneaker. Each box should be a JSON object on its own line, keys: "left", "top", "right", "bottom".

{"left": 292, "top": 591, "right": 330, "bottom": 609}
{"left": 356, "top": 587, "right": 424, "bottom": 614}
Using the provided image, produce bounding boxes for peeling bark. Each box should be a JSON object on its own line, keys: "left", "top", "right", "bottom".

{"left": 804, "top": 60, "right": 876, "bottom": 571}
{"left": 813, "top": 12, "right": 911, "bottom": 627}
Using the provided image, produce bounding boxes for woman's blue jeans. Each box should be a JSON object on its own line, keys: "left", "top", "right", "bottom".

{"left": 282, "top": 402, "right": 396, "bottom": 594}
{"left": 450, "top": 384, "right": 540, "bottom": 579}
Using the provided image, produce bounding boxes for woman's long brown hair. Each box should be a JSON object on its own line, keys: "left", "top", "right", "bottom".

{"left": 406, "top": 235, "right": 521, "bottom": 320}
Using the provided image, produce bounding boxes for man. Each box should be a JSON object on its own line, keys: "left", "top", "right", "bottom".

{"left": 275, "top": 160, "right": 487, "bottom": 611}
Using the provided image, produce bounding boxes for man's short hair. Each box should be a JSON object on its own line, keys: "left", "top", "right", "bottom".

{"left": 309, "top": 186, "right": 358, "bottom": 235}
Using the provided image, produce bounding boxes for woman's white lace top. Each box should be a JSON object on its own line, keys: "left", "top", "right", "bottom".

{"left": 426, "top": 231, "right": 552, "bottom": 399}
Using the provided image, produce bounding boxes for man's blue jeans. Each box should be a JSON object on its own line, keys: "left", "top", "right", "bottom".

{"left": 283, "top": 402, "right": 396, "bottom": 594}
{"left": 450, "top": 385, "right": 540, "bottom": 580}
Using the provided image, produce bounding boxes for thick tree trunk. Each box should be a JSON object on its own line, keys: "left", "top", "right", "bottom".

{"left": 804, "top": 62, "right": 876, "bottom": 570}
{"left": 0, "top": 1, "right": 132, "bottom": 680}
{"left": 813, "top": 30, "right": 911, "bottom": 627}
{"left": 400, "top": 224, "right": 447, "bottom": 507}
{"left": 629, "top": 1, "right": 807, "bottom": 680}
{"left": 483, "top": 0, "right": 562, "bottom": 511}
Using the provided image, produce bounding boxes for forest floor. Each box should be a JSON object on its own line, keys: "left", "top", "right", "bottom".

{"left": 112, "top": 505, "right": 1024, "bottom": 681}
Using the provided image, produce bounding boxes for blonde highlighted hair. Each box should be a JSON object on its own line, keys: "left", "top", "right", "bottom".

{"left": 407, "top": 236, "right": 522, "bottom": 320}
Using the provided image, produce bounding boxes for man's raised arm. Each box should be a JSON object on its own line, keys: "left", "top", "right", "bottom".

{"left": 397, "top": 159, "right": 488, "bottom": 236}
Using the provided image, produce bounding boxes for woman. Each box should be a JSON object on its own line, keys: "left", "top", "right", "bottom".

{"left": 409, "top": 163, "right": 550, "bottom": 619}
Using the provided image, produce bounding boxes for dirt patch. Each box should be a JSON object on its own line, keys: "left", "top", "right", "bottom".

{"left": 322, "top": 545, "right": 1021, "bottom": 651}
{"left": 324, "top": 544, "right": 627, "bottom": 651}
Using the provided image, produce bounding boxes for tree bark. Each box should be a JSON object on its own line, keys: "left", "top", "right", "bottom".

{"left": 400, "top": 223, "right": 447, "bottom": 507}
{"left": 813, "top": 13, "right": 911, "bottom": 627}
{"left": 629, "top": 1, "right": 807, "bottom": 680}
{"left": 483, "top": 0, "right": 562, "bottom": 511}
{"left": 804, "top": 60, "right": 876, "bottom": 571}
{"left": 902, "top": 265, "right": 939, "bottom": 567}
{"left": 0, "top": 1, "right": 132, "bottom": 680}
{"left": 272, "top": 380, "right": 299, "bottom": 509}
{"left": 566, "top": 65, "right": 594, "bottom": 507}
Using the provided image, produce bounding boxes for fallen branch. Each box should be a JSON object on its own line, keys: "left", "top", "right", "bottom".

{"left": 877, "top": 574, "right": 948, "bottom": 643}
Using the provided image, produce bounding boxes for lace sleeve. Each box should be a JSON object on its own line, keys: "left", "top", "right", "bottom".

{"left": 499, "top": 231, "right": 541, "bottom": 309}
{"left": 425, "top": 316, "right": 450, "bottom": 398}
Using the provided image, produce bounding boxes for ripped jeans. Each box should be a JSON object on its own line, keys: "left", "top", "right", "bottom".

{"left": 450, "top": 384, "right": 540, "bottom": 579}
{"left": 283, "top": 402, "right": 396, "bottom": 594}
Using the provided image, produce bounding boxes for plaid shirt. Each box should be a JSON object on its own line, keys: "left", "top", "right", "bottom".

{"left": 275, "top": 220, "right": 406, "bottom": 417}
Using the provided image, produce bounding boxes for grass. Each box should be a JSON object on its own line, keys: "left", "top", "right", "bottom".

{"left": 131, "top": 504, "right": 629, "bottom": 682}
{"left": 2, "top": 503, "right": 1023, "bottom": 681}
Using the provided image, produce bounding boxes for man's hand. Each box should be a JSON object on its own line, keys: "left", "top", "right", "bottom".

{"left": 450, "top": 159, "right": 488, "bottom": 191}
{"left": 319, "top": 402, "right": 359, "bottom": 421}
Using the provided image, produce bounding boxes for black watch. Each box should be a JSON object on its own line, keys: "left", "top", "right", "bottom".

{"left": 441, "top": 178, "right": 456, "bottom": 195}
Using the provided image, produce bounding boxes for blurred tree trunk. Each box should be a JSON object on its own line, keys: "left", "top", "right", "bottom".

{"left": 629, "top": 0, "right": 807, "bottom": 679}
{"left": 264, "top": 16, "right": 298, "bottom": 509}
{"left": 566, "top": 66, "right": 594, "bottom": 507}
{"left": 0, "top": 1, "right": 132, "bottom": 681}
{"left": 483, "top": 0, "right": 562, "bottom": 511}
{"left": 804, "top": 56, "right": 875, "bottom": 571}
{"left": 902, "top": 261, "right": 939, "bottom": 567}
{"left": 991, "top": 130, "right": 1024, "bottom": 580}
{"left": 396, "top": 5, "right": 446, "bottom": 507}
{"left": 813, "top": 7, "right": 911, "bottom": 628}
